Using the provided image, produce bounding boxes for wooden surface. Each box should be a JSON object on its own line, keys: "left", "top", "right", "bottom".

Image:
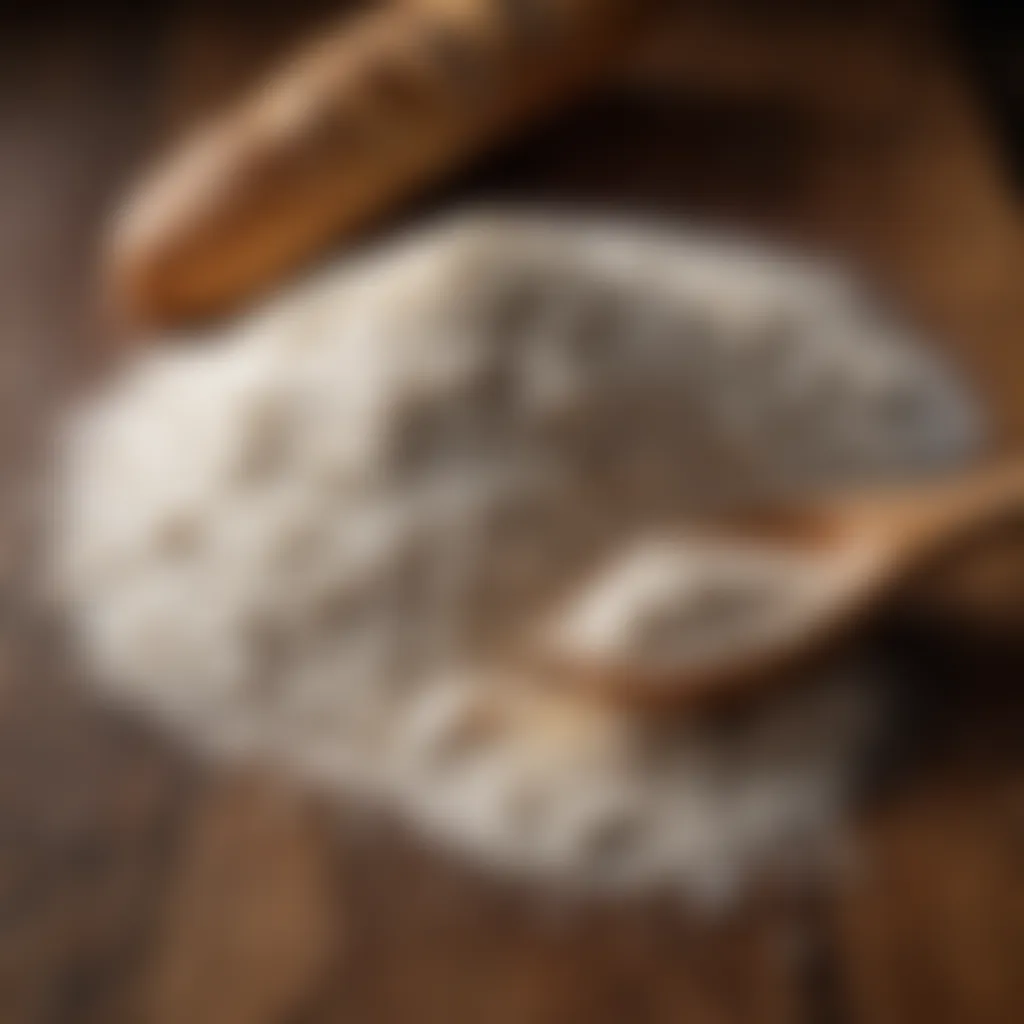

{"left": 1, "top": 3, "right": 1023, "bottom": 1022}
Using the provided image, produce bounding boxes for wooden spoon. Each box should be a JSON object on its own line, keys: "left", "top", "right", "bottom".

{"left": 537, "top": 460, "right": 1024, "bottom": 714}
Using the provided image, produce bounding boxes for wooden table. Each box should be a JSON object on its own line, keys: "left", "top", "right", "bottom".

{"left": 1, "top": 3, "right": 1022, "bottom": 1022}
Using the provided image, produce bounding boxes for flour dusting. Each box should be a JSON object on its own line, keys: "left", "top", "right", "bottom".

{"left": 51, "top": 213, "right": 980, "bottom": 904}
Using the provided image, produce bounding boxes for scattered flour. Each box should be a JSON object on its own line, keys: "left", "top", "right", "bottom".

{"left": 51, "top": 213, "right": 981, "bottom": 905}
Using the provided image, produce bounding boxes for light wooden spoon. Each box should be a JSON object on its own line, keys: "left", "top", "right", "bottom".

{"left": 537, "top": 460, "right": 1024, "bottom": 714}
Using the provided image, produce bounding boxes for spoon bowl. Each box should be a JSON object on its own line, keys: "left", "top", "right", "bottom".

{"left": 537, "top": 461, "right": 1024, "bottom": 713}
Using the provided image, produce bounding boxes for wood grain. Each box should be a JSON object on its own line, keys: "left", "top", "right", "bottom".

{"left": 0, "top": 3, "right": 1022, "bottom": 1022}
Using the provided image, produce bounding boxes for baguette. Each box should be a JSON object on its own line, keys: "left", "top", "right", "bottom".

{"left": 108, "top": 0, "right": 661, "bottom": 326}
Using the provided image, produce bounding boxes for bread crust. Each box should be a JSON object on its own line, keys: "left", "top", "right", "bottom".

{"left": 107, "top": 0, "right": 656, "bottom": 326}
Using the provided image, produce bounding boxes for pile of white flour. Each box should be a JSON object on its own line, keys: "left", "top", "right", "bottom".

{"left": 52, "top": 214, "right": 980, "bottom": 904}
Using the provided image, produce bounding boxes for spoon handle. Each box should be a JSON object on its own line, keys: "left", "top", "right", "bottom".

{"left": 877, "top": 460, "right": 1024, "bottom": 573}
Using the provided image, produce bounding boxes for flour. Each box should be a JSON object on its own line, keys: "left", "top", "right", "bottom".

{"left": 546, "top": 536, "right": 842, "bottom": 682}
{"left": 52, "top": 213, "right": 981, "bottom": 904}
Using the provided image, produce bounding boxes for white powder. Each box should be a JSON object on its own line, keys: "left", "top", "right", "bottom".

{"left": 52, "top": 213, "right": 980, "bottom": 904}
{"left": 546, "top": 537, "right": 841, "bottom": 679}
